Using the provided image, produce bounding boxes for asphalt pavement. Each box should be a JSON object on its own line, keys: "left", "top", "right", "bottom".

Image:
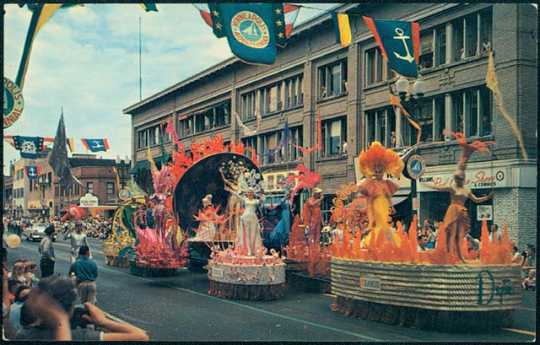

{"left": 5, "top": 236, "right": 536, "bottom": 342}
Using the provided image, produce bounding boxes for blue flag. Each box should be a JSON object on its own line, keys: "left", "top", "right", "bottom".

{"left": 81, "top": 138, "right": 110, "bottom": 152}
{"left": 363, "top": 16, "right": 420, "bottom": 78}
{"left": 208, "top": 3, "right": 287, "bottom": 65}
{"left": 13, "top": 136, "right": 44, "bottom": 159}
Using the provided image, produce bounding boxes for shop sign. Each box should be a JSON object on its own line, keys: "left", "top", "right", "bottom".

{"left": 477, "top": 205, "right": 493, "bottom": 221}
{"left": 417, "top": 168, "right": 508, "bottom": 191}
{"left": 80, "top": 193, "right": 99, "bottom": 207}
{"left": 359, "top": 274, "right": 381, "bottom": 291}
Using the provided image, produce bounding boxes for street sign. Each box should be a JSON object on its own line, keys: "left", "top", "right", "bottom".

{"left": 3, "top": 77, "right": 24, "bottom": 128}
{"left": 406, "top": 154, "right": 426, "bottom": 179}
{"left": 477, "top": 205, "right": 493, "bottom": 221}
{"left": 80, "top": 193, "right": 99, "bottom": 207}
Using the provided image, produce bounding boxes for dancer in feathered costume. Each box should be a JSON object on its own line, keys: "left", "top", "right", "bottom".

{"left": 422, "top": 131, "right": 494, "bottom": 262}
{"left": 356, "top": 141, "right": 404, "bottom": 247}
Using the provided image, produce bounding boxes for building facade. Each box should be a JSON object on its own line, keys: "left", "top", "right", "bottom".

{"left": 124, "top": 3, "right": 537, "bottom": 248}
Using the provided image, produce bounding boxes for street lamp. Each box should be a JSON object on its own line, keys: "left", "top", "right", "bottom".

{"left": 391, "top": 75, "right": 427, "bottom": 113}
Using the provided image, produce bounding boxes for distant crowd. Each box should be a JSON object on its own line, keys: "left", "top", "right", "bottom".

{"left": 4, "top": 216, "right": 112, "bottom": 240}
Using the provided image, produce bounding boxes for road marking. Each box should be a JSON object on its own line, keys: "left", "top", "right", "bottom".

{"left": 501, "top": 328, "right": 536, "bottom": 337}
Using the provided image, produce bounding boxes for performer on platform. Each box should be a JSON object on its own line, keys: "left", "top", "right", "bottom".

{"left": 194, "top": 194, "right": 218, "bottom": 241}
{"left": 267, "top": 190, "right": 292, "bottom": 249}
{"left": 302, "top": 188, "right": 323, "bottom": 246}
{"left": 423, "top": 132, "right": 493, "bottom": 262}
{"left": 236, "top": 189, "right": 264, "bottom": 257}
{"left": 219, "top": 167, "right": 244, "bottom": 236}
{"left": 356, "top": 141, "right": 403, "bottom": 247}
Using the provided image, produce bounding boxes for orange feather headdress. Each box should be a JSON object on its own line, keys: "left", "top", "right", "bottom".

{"left": 358, "top": 141, "right": 404, "bottom": 178}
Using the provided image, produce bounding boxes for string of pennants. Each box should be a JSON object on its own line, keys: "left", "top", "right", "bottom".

{"left": 4, "top": 135, "right": 111, "bottom": 157}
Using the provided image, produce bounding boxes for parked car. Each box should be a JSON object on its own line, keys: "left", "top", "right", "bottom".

{"left": 23, "top": 224, "right": 57, "bottom": 242}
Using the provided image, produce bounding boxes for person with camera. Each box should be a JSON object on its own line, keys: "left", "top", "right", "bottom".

{"left": 69, "top": 245, "right": 98, "bottom": 305}
{"left": 16, "top": 276, "right": 149, "bottom": 341}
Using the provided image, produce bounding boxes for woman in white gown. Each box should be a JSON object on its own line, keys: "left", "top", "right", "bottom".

{"left": 69, "top": 222, "right": 90, "bottom": 264}
{"left": 237, "top": 190, "right": 263, "bottom": 257}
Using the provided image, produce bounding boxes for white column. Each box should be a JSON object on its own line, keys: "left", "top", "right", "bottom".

{"left": 395, "top": 107, "right": 402, "bottom": 147}
{"left": 446, "top": 22, "right": 453, "bottom": 64}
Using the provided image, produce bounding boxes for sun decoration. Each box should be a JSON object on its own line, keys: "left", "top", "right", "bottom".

{"left": 358, "top": 141, "right": 404, "bottom": 179}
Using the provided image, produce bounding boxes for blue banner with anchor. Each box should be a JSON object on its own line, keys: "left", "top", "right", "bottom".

{"left": 208, "top": 3, "right": 286, "bottom": 65}
{"left": 363, "top": 17, "right": 420, "bottom": 78}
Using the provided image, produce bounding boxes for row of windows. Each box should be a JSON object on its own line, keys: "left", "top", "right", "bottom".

{"left": 365, "top": 86, "right": 492, "bottom": 148}
{"left": 241, "top": 126, "right": 304, "bottom": 166}
{"left": 13, "top": 188, "right": 24, "bottom": 199}
{"left": 178, "top": 101, "right": 231, "bottom": 138}
{"left": 137, "top": 124, "right": 171, "bottom": 149}
{"left": 240, "top": 75, "right": 304, "bottom": 121}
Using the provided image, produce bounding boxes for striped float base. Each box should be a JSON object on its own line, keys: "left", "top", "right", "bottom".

{"left": 129, "top": 261, "right": 180, "bottom": 277}
{"left": 331, "top": 296, "right": 513, "bottom": 332}
{"left": 208, "top": 279, "right": 286, "bottom": 301}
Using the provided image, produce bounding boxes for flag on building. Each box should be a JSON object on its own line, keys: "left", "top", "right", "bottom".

{"left": 203, "top": 3, "right": 300, "bottom": 65}
{"left": 139, "top": 3, "right": 158, "bottom": 12}
{"left": 25, "top": 165, "right": 41, "bottom": 179}
{"left": 363, "top": 16, "right": 420, "bottom": 78}
{"left": 49, "top": 114, "right": 76, "bottom": 186}
{"left": 81, "top": 138, "right": 110, "bottom": 152}
{"left": 12, "top": 136, "right": 45, "bottom": 159}
{"left": 332, "top": 12, "right": 352, "bottom": 48}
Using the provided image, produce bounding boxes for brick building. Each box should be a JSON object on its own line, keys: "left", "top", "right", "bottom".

{"left": 124, "top": 3, "right": 537, "bottom": 248}
{"left": 3, "top": 171, "right": 14, "bottom": 216}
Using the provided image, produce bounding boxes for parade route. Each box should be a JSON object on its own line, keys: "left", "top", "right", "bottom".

{"left": 7, "top": 237, "right": 535, "bottom": 342}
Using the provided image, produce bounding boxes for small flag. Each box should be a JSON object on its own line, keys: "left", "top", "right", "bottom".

{"left": 333, "top": 12, "right": 352, "bottom": 48}
{"left": 207, "top": 3, "right": 291, "bottom": 65}
{"left": 81, "top": 138, "right": 110, "bottom": 152}
{"left": 25, "top": 165, "right": 41, "bottom": 179}
{"left": 363, "top": 16, "right": 420, "bottom": 78}
{"left": 139, "top": 3, "right": 158, "bottom": 12}
{"left": 13, "top": 136, "right": 44, "bottom": 159}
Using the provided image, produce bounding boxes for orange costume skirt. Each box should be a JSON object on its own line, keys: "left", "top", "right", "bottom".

{"left": 442, "top": 203, "right": 470, "bottom": 235}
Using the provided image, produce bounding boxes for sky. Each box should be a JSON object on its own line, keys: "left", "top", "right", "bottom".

{"left": 3, "top": 3, "right": 339, "bottom": 175}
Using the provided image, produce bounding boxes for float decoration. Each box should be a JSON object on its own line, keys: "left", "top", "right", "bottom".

{"left": 329, "top": 140, "right": 521, "bottom": 331}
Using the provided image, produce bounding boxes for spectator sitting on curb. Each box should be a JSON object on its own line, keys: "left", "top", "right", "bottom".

{"left": 16, "top": 276, "right": 149, "bottom": 341}
{"left": 69, "top": 245, "right": 98, "bottom": 305}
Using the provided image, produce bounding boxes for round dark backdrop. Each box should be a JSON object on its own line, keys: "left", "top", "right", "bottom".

{"left": 173, "top": 152, "right": 261, "bottom": 233}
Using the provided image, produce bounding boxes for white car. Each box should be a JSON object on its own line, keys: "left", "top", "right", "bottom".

{"left": 23, "top": 224, "right": 57, "bottom": 242}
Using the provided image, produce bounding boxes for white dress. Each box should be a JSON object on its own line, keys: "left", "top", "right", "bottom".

{"left": 70, "top": 232, "right": 89, "bottom": 264}
{"left": 238, "top": 198, "right": 263, "bottom": 256}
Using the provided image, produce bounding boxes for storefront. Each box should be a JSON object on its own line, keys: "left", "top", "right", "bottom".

{"left": 417, "top": 160, "right": 537, "bottom": 244}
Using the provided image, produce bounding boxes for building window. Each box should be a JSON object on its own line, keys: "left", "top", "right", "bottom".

{"left": 416, "top": 99, "right": 434, "bottom": 142}
{"left": 284, "top": 75, "right": 303, "bottom": 109}
{"left": 215, "top": 101, "right": 231, "bottom": 127}
{"left": 451, "top": 86, "right": 491, "bottom": 137}
{"left": 260, "top": 131, "right": 283, "bottom": 165}
{"left": 318, "top": 59, "right": 347, "bottom": 98}
{"left": 86, "top": 182, "right": 94, "bottom": 194}
{"left": 106, "top": 182, "right": 115, "bottom": 198}
{"left": 288, "top": 126, "right": 303, "bottom": 161}
{"left": 434, "top": 96, "right": 446, "bottom": 141}
{"left": 261, "top": 83, "right": 281, "bottom": 115}
{"left": 365, "top": 108, "right": 396, "bottom": 148}
{"left": 479, "top": 9, "right": 492, "bottom": 54}
{"left": 419, "top": 31, "right": 434, "bottom": 70}
{"left": 321, "top": 117, "right": 347, "bottom": 158}
{"left": 241, "top": 136, "right": 258, "bottom": 158}
{"left": 453, "top": 9, "right": 493, "bottom": 61}
{"left": 434, "top": 26, "right": 446, "bottom": 66}
{"left": 241, "top": 91, "right": 256, "bottom": 120}
{"left": 479, "top": 86, "right": 492, "bottom": 136}
{"left": 179, "top": 116, "right": 194, "bottom": 137}
{"left": 465, "top": 13, "right": 478, "bottom": 57}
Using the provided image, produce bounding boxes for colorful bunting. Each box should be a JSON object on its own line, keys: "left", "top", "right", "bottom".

{"left": 81, "top": 138, "right": 110, "bottom": 152}
{"left": 12, "top": 135, "right": 44, "bottom": 159}
{"left": 332, "top": 12, "right": 352, "bottom": 48}
{"left": 205, "top": 3, "right": 299, "bottom": 65}
{"left": 363, "top": 16, "right": 420, "bottom": 78}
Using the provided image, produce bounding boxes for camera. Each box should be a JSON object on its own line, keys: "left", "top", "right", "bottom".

{"left": 71, "top": 305, "right": 90, "bottom": 329}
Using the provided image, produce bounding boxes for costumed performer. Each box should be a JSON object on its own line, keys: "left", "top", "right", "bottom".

{"left": 302, "top": 188, "right": 323, "bottom": 246}
{"left": 194, "top": 194, "right": 218, "bottom": 241}
{"left": 267, "top": 189, "right": 293, "bottom": 249}
{"left": 356, "top": 141, "right": 403, "bottom": 247}
{"left": 219, "top": 167, "right": 244, "bottom": 237}
{"left": 422, "top": 132, "right": 493, "bottom": 262}
{"left": 233, "top": 188, "right": 264, "bottom": 257}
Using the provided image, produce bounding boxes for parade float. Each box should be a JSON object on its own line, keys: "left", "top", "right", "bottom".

{"left": 202, "top": 158, "right": 287, "bottom": 301}
{"left": 329, "top": 138, "right": 522, "bottom": 332}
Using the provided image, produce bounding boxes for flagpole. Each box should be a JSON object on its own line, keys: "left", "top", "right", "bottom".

{"left": 139, "top": 16, "right": 142, "bottom": 101}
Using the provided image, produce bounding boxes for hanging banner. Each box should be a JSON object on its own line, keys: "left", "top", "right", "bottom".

{"left": 363, "top": 16, "right": 420, "bottom": 78}
{"left": 25, "top": 165, "right": 41, "bottom": 179}
{"left": 13, "top": 135, "right": 45, "bottom": 159}
{"left": 3, "top": 77, "right": 24, "bottom": 128}
{"left": 81, "top": 138, "right": 110, "bottom": 152}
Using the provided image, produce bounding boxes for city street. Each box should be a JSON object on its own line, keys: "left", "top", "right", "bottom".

{"left": 7, "top": 236, "right": 535, "bottom": 342}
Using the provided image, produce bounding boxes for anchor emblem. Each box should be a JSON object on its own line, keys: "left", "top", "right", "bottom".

{"left": 393, "top": 28, "right": 415, "bottom": 63}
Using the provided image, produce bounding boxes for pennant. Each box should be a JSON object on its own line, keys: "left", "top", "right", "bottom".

{"left": 49, "top": 114, "right": 77, "bottom": 186}
{"left": 81, "top": 138, "right": 110, "bottom": 152}
{"left": 25, "top": 165, "right": 41, "bottom": 179}
{"left": 485, "top": 51, "right": 528, "bottom": 160}
{"left": 139, "top": 3, "right": 158, "bottom": 12}
{"left": 363, "top": 16, "right": 420, "bottom": 78}
{"left": 332, "top": 13, "right": 352, "bottom": 48}
{"left": 235, "top": 113, "right": 257, "bottom": 136}
{"left": 12, "top": 136, "right": 44, "bottom": 159}
{"left": 208, "top": 3, "right": 285, "bottom": 65}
